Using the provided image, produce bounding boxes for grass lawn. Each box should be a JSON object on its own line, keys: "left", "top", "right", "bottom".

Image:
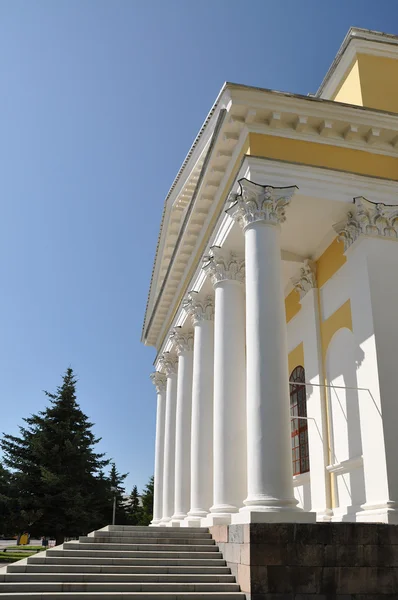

{"left": 0, "top": 547, "right": 45, "bottom": 563}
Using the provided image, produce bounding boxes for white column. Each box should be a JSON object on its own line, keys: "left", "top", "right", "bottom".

{"left": 169, "top": 328, "right": 194, "bottom": 526}
{"left": 159, "top": 353, "right": 178, "bottom": 525}
{"left": 292, "top": 261, "right": 332, "bottom": 521}
{"left": 227, "top": 178, "right": 314, "bottom": 523}
{"left": 202, "top": 248, "right": 247, "bottom": 524}
{"left": 150, "top": 371, "right": 167, "bottom": 526}
{"left": 182, "top": 293, "right": 214, "bottom": 526}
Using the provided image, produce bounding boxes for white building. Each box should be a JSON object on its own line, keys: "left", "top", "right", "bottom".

{"left": 142, "top": 28, "right": 398, "bottom": 527}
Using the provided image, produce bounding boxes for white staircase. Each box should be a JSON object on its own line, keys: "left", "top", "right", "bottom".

{"left": 0, "top": 525, "right": 244, "bottom": 599}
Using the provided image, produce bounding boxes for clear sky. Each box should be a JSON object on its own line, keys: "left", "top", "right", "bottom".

{"left": 1, "top": 0, "right": 397, "bottom": 493}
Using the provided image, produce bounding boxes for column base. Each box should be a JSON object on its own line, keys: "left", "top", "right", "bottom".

{"left": 182, "top": 511, "right": 208, "bottom": 527}
{"left": 356, "top": 502, "right": 398, "bottom": 524}
{"left": 149, "top": 520, "right": 162, "bottom": 527}
{"left": 232, "top": 507, "right": 316, "bottom": 524}
{"left": 201, "top": 513, "right": 233, "bottom": 527}
{"left": 315, "top": 508, "right": 333, "bottom": 522}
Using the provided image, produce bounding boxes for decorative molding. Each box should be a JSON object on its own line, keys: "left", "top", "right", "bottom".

{"left": 226, "top": 177, "right": 298, "bottom": 230}
{"left": 291, "top": 259, "right": 317, "bottom": 299}
{"left": 182, "top": 292, "right": 214, "bottom": 326}
{"left": 334, "top": 196, "right": 398, "bottom": 251}
{"left": 202, "top": 247, "right": 245, "bottom": 287}
{"left": 169, "top": 328, "right": 194, "bottom": 355}
{"left": 158, "top": 353, "right": 178, "bottom": 377}
{"left": 326, "top": 455, "right": 363, "bottom": 475}
{"left": 150, "top": 371, "right": 167, "bottom": 394}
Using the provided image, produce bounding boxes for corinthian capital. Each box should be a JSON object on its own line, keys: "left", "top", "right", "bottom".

{"left": 182, "top": 292, "right": 214, "bottom": 326}
{"left": 291, "top": 260, "right": 317, "bottom": 299}
{"left": 150, "top": 371, "right": 167, "bottom": 394}
{"left": 334, "top": 196, "right": 398, "bottom": 251}
{"left": 158, "top": 353, "right": 178, "bottom": 377}
{"left": 226, "top": 178, "right": 298, "bottom": 230}
{"left": 169, "top": 328, "right": 194, "bottom": 355}
{"left": 202, "top": 247, "right": 245, "bottom": 286}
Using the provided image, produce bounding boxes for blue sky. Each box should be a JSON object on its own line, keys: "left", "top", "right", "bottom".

{"left": 0, "top": 0, "right": 397, "bottom": 493}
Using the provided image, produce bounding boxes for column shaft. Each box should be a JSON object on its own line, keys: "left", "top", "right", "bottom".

{"left": 189, "top": 319, "right": 214, "bottom": 520}
{"left": 171, "top": 336, "right": 194, "bottom": 524}
{"left": 244, "top": 222, "right": 295, "bottom": 509}
{"left": 150, "top": 372, "right": 167, "bottom": 526}
{"left": 161, "top": 359, "right": 178, "bottom": 524}
{"left": 212, "top": 280, "right": 246, "bottom": 517}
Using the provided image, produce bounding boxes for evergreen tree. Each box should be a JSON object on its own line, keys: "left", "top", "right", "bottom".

{"left": 127, "top": 485, "right": 142, "bottom": 525}
{"left": 108, "top": 462, "right": 129, "bottom": 525}
{"left": 1, "top": 368, "right": 109, "bottom": 544}
{"left": 0, "top": 463, "right": 13, "bottom": 536}
{"left": 140, "top": 476, "right": 154, "bottom": 526}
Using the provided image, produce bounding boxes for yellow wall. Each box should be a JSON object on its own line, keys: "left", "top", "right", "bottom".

{"left": 358, "top": 53, "right": 398, "bottom": 113}
{"left": 285, "top": 289, "right": 301, "bottom": 323}
{"left": 288, "top": 342, "right": 304, "bottom": 375}
{"left": 316, "top": 238, "right": 346, "bottom": 288}
{"left": 333, "top": 60, "right": 363, "bottom": 106}
{"left": 332, "top": 53, "right": 398, "bottom": 113}
{"left": 249, "top": 133, "right": 398, "bottom": 181}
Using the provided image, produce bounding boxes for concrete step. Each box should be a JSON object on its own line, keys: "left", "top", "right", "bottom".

{"left": 101, "top": 525, "right": 209, "bottom": 533}
{"left": 64, "top": 542, "right": 219, "bottom": 552}
{"left": 8, "top": 564, "right": 231, "bottom": 574}
{"left": 87, "top": 535, "right": 215, "bottom": 544}
{"left": 3, "top": 573, "right": 236, "bottom": 583}
{"left": 92, "top": 529, "right": 212, "bottom": 538}
{"left": 0, "top": 593, "right": 244, "bottom": 600}
{"left": 27, "top": 556, "right": 227, "bottom": 566}
{"left": 0, "top": 582, "right": 241, "bottom": 592}
{"left": 46, "top": 550, "right": 224, "bottom": 560}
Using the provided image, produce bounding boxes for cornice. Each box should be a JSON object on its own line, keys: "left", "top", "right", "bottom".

{"left": 143, "top": 81, "right": 398, "bottom": 349}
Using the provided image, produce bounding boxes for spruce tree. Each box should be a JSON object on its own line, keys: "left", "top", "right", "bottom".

{"left": 1, "top": 368, "right": 109, "bottom": 544}
{"left": 127, "top": 484, "right": 142, "bottom": 525}
{"left": 108, "top": 462, "right": 129, "bottom": 525}
{"left": 0, "top": 463, "right": 12, "bottom": 536}
{"left": 140, "top": 476, "right": 154, "bottom": 526}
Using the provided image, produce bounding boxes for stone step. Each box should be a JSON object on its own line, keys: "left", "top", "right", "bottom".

{"left": 84, "top": 536, "right": 216, "bottom": 545}
{"left": 101, "top": 525, "right": 210, "bottom": 533}
{"left": 0, "top": 593, "right": 244, "bottom": 600}
{"left": 0, "top": 582, "right": 241, "bottom": 592}
{"left": 46, "top": 549, "right": 223, "bottom": 559}
{"left": 63, "top": 542, "right": 220, "bottom": 552}
{"left": 2, "top": 573, "right": 235, "bottom": 583}
{"left": 8, "top": 564, "right": 231, "bottom": 574}
{"left": 92, "top": 529, "right": 212, "bottom": 538}
{"left": 27, "top": 556, "right": 227, "bottom": 566}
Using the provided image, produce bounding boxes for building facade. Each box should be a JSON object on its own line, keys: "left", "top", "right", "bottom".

{"left": 142, "top": 28, "right": 398, "bottom": 527}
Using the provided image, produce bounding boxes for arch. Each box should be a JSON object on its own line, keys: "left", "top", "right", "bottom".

{"left": 290, "top": 365, "right": 310, "bottom": 476}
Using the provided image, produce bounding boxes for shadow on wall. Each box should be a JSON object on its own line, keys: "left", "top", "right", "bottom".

{"left": 326, "top": 327, "right": 366, "bottom": 519}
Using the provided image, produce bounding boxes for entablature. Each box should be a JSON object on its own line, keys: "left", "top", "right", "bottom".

{"left": 143, "top": 82, "right": 398, "bottom": 350}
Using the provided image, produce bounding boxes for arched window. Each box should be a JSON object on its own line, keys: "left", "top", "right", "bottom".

{"left": 290, "top": 366, "right": 309, "bottom": 476}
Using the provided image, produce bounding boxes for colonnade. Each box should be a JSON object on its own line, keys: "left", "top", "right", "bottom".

{"left": 150, "top": 179, "right": 313, "bottom": 525}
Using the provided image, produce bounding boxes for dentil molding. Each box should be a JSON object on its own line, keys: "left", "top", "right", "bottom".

{"left": 150, "top": 371, "right": 167, "bottom": 394}
{"left": 202, "top": 246, "right": 245, "bottom": 286}
{"left": 226, "top": 177, "right": 298, "bottom": 230}
{"left": 182, "top": 292, "right": 214, "bottom": 326}
{"left": 334, "top": 196, "right": 398, "bottom": 251}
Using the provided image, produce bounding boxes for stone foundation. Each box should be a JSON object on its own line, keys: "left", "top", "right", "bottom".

{"left": 210, "top": 522, "right": 398, "bottom": 599}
